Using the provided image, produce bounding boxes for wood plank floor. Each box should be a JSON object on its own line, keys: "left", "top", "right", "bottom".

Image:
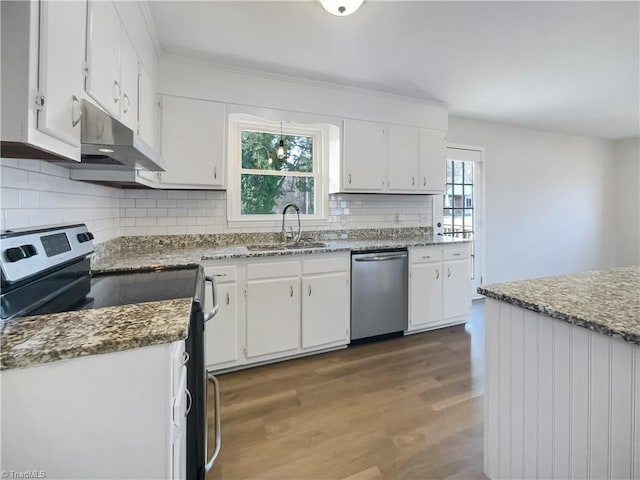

{"left": 207, "top": 301, "right": 487, "bottom": 480}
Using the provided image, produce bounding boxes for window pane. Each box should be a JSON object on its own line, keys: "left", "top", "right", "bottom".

{"left": 443, "top": 208, "right": 453, "bottom": 233}
{"left": 464, "top": 162, "right": 474, "bottom": 184}
{"left": 446, "top": 161, "right": 453, "bottom": 183}
{"left": 241, "top": 174, "right": 315, "bottom": 215}
{"left": 242, "top": 130, "right": 313, "bottom": 173}
{"left": 453, "top": 161, "right": 463, "bottom": 184}
{"left": 464, "top": 211, "right": 474, "bottom": 231}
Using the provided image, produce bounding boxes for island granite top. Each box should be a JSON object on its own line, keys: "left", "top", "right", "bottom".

{"left": 478, "top": 266, "right": 640, "bottom": 345}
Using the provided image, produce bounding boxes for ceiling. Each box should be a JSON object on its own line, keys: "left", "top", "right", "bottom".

{"left": 148, "top": 1, "right": 640, "bottom": 140}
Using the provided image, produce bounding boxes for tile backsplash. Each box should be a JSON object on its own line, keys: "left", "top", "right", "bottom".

{"left": 0, "top": 159, "right": 434, "bottom": 242}
{"left": 0, "top": 159, "right": 120, "bottom": 243}
{"left": 118, "top": 189, "right": 433, "bottom": 236}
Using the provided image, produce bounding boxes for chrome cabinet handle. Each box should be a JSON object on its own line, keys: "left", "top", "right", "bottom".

{"left": 436, "top": 268, "right": 440, "bottom": 279}
{"left": 422, "top": 255, "right": 431, "bottom": 259}
{"left": 290, "top": 285, "right": 294, "bottom": 297}
{"left": 205, "top": 374, "right": 222, "bottom": 473}
{"left": 226, "top": 291, "right": 230, "bottom": 305}
{"left": 122, "top": 93, "right": 130, "bottom": 114}
{"left": 348, "top": 173, "right": 352, "bottom": 184}
{"left": 423, "top": 177, "right": 427, "bottom": 186}
{"left": 453, "top": 253, "right": 461, "bottom": 256}
{"left": 184, "top": 388, "right": 192, "bottom": 417}
{"left": 411, "top": 176, "right": 415, "bottom": 186}
{"left": 71, "top": 95, "right": 82, "bottom": 127}
{"left": 214, "top": 166, "right": 217, "bottom": 179}
{"left": 447, "top": 268, "right": 451, "bottom": 278}
{"left": 308, "top": 284, "right": 312, "bottom": 296}
{"left": 112, "top": 80, "right": 121, "bottom": 103}
{"left": 204, "top": 276, "right": 219, "bottom": 322}
{"left": 181, "top": 351, "right": 189, "bottom": 367}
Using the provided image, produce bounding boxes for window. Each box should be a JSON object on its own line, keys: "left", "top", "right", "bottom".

{"left": 443, "top": 159, "right": 474, "bottom": 239}
{"left": 228, "top": 114, "right": 332, "bottom": 224}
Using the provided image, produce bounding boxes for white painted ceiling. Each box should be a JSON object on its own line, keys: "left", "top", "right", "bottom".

{"left": 148, "top": 1, "right": 640, "bottom": 140}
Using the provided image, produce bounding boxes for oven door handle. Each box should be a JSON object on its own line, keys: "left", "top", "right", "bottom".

{"left": 205, "top": 372, "right": 222, "bottom": 473}
{"left": 204, "top": 276, "right": 219, "bottom": 322}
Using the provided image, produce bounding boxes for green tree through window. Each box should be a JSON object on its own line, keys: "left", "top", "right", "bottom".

{"left": 240, "top": 130, "right": 315, "bottom": 215}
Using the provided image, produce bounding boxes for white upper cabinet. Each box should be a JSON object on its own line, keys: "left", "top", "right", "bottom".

{"left": 1, "top": 1, "right": 85, "bottom": 161}
{"left": 159, "top": 95, "right": 226, "bottom": 188}
{"left": 388, "top": 125, "right": 419, "bottom": 192}
{"left": 118, "top": 27, "right": 138, "bottom": 131}
{"left": 419, "top": 129, "right": 446, "bottom": 193}
{"left": 342, "top": 119, "right": 387, "bottom": 191}
{"left": 36, "top": 0, "right": 86, "bottom": 150}
{"left": 335, "top": 119, "right": 446, "bottom": 194}
{"left": 138, "top": 63, "right": 158, "bottom": 151}
{"left": 85, "top": 0, "right": 121, "bottom": 117}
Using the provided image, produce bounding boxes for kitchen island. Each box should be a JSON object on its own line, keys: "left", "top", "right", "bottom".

{"left": 479, "top": 267, "right": 640, "bottom": 480}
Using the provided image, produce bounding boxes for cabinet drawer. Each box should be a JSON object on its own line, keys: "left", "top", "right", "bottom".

{"left": 204, "top": 264, "right": 237, "bottom": 283}
{"left": 410, "top": 247, "right": 442, "bottom": 264}
{"left": 247, "top": 261, "right": 300, "bottom": 280}
{"left": 302, "top": 255, "right": 349, "bottom": 275}
{"left": 443, "top": 246, "right": 470, "bottom": 261}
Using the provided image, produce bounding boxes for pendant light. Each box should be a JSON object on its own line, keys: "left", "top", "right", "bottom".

{"left": 318, "top": 0, "right": 364, "bottom": 16}
{"left": 276, "top": 122, "right": 286, "bottom": 160}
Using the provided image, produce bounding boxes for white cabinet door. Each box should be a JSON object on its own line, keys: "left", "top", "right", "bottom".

{"left": 443, "top": 259, "right": 471, "bottom": 319}
{"left": 342, "top": 119, "right": 386, "bottom": 191}
{"left": 160, "top": 96, "right": 226, "bottom": 188}
{"left": 246, "top": 277, "right": 300, "bottom": 358}
{"left": 118, "top": 27, "right": 138, "bottom": 131}
{"left": 85, "top": 0, "right": 121, "bottom": 117}
{"left": 138, "top": 63, "right": 157, "bottom": 151}
{"left": 301, "top": 272, "right": 349, "bottom": 349}
{"left": 37, "top": 0, "right": 85, "bottom": 148}
{"left": 409, "top": 263, "right": 443, "bottom": 327}
{"left": 419, "top": 129, "right": 446, "bottom": 193}
{"left": 388, "top": 125, "right": 419, "bottom": 192}
{"left": 205, "top": 283, "right": 239, "bottom": 368}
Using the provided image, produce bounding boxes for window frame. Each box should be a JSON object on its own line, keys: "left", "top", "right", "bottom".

{"left": 227, "top": 114, "right": 329, "bottom": 226}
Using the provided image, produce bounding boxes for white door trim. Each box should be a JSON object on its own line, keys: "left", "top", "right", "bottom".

{"left": 444, "top": 143, "right": 486, "bottom": 299}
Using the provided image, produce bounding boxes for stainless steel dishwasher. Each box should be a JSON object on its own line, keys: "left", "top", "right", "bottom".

{"left": 351, "top": 249, "right": 408, "bottom": 341}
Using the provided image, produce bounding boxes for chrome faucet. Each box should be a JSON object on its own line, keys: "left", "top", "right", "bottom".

{"left": 281, "top": 203, "right": 301, "bottom": 244}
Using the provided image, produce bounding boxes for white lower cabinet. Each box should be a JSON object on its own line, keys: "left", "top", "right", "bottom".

{"left": 408, "top": 244, "right": 471, "bottom": 332}
{"left": 1, "top": 341, "right": 186, "bottom": 479}
{"left": 203, "top": 253, "right": 350, "bottom": 372}
{"left": 301, "top": 256, "right": 350, "bottom": 350}
{"left": 247, "top": 273, "right": 301, "bottom": 358}
{"left": 204, "top": 265, "right": 239, "bottom": 369}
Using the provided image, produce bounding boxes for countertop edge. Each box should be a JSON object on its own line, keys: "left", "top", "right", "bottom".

{"left": 479, "top": 287, "right": 640, "bottom": 346}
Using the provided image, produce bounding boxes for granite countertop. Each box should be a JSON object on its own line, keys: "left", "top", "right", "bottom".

{"left": 1, "top": 298, "right": 193, "bottom": 370}
{"left": 1, "top": 228, "right": 469, "bottom": 371}
{"left": 92, "top": 234, "right": 469, "bottom": 274}
{"left": 478, "top": 267, "right": 640, "bottom": 345}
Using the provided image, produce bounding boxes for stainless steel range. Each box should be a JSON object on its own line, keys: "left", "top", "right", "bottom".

{"left": 0, "top": 224, "right": 221, "bottom": 479}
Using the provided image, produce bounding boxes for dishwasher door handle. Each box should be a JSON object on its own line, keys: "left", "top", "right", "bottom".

{"left": 353, "top": 253, "right": 408, "bottom": 262}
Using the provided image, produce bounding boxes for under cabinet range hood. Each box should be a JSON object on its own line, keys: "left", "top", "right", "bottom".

{"left": 77, "top": 100, "right": 163, "bottom": 172}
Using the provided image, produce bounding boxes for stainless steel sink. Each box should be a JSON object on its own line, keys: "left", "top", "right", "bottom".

{"left": 246, "top": 242, "right": 326, "bottom": 251}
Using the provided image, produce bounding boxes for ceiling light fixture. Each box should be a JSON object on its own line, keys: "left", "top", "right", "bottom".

{"left": 318, "top": 0, "right": 364, "bottom": 16}
{"left": 276, "top": 122, "right": 286, "bottom": 160}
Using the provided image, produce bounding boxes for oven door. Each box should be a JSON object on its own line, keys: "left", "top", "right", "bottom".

{"left": 187, "top": 267, "right": 221, "bottom": 480}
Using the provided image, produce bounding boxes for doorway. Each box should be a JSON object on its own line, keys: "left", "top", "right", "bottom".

{"left": 433, "top": 146, "right": 485, "bottom": 299}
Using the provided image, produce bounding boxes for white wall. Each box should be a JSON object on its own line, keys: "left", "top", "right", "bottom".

{"left": 613, "top": 137, "right": 640, "bottom": 266}
{"left": 0, "top": 159, "right": 121, "bottom": 243}
{"left": 447, "top": 117, "right": 616, "bottom": 284}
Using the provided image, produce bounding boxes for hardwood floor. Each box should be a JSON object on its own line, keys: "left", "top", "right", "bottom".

{"left": 207, "top": 301, "right": 487, "bottom": 480}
